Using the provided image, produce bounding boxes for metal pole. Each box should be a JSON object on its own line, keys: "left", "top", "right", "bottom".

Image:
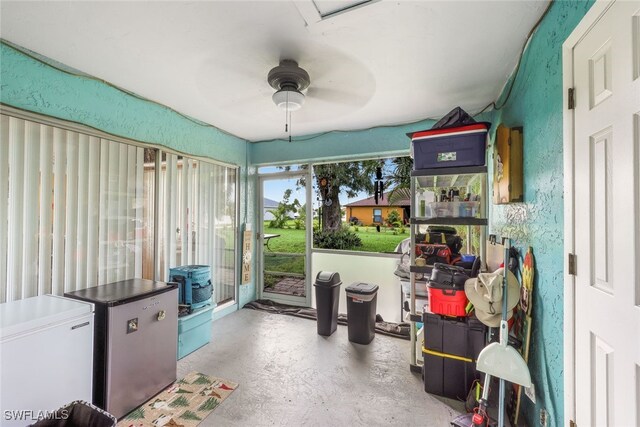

{"left": 498, "top": 238, "right": 511, "bottom": 427}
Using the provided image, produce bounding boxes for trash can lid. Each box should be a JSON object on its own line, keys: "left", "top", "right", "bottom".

{"left": 315, "top": 271, "right": 342, "bottom": 287}
{"left": 345, "top": 282, "right": 378, "bottom": 295}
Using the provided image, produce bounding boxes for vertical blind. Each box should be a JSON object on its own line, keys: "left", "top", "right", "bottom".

{"left": 0, "top": 113, "right": 237, "bottom": 305}
{"left": 0, "top": 115, "right": 146, "bottom": 301}
{"left": 157, "top": 154, "right": 237, "bottom": 305}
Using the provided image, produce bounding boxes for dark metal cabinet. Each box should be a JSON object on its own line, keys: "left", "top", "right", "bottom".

{"left": 66, "top": 279, "right": 178, "bottom": 419}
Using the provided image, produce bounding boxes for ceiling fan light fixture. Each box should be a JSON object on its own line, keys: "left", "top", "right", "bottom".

{"left": 272, "top": 87, "right": 305, "bottom": 111}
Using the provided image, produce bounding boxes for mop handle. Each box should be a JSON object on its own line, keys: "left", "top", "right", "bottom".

{"left": 502, "top": 239, "right": 510, "bottom": 315}
{"left": 499, "top": 378, "right": 505, "bottom": 427}
{"left": 499, "top": 239, "right": 511, "bottom": 347}
{"left": 499, "top": 238, "right": 511, "bottom": 427}
{"left": 476, "top": 330, "right": 493, "bottom": 427}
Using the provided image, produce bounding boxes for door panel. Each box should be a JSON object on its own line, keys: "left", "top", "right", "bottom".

{"left": 589, "top": 40, "right": 613, "bottom": 108}
{"left": 574, "top": 1, "right": 640, "bottom": 425}
{"left": 591, "top": 333, "right": 614, "bottom": 426}
{"left": 259, "top": 174, "right": 310, "bottom": 306}
{"left": 590, "top": 127, "right": 613, "bottom": 293}
{"left": 106, "top": 289, "right": 178, "bottom": 419}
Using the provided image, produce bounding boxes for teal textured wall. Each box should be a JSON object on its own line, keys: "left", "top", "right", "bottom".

{"left": 0, "top": 41, "right": 257, "bottom": 309}
{"left": 251, "top": 121, "right": 433, "bottom": 165}
{"left": 0, "top": 42, "right": 246, "bottom": 164}
{"left": 489, "top": 1, "right": 593, "bottom": 425}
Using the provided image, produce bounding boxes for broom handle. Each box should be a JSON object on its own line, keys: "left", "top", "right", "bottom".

{"left": 499, "top": 378, "right": 505, "bottom": 426}
{"left": 498, "top": 238, "right": 511, "bottom": 427}
{"left": 502, "top": 238, "right": 510, "bottom": 317}
{"left": 476, "top": 330, "right": 493, "bottom": 427}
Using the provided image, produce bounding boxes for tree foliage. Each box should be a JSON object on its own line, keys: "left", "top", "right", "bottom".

{"left": 280, "top": 157, "right": 412, "bottom": 233}
{"left": 386, "top": 209, "right": 402, "bottom": 227}
{"left": 386, "top": 156, "right": 413, "bottom": 205}
{"left": 268, "top": 189, "right": 300, "bottom": 229}
{"left": 313, "top": 161, "right": 379, "bottom": 231}
{"left": 313, "top": 227, "right": 362, "bottom": 250}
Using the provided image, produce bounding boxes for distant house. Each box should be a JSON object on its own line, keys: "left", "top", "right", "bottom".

{"left": 344, "top": 195, "right": 410, "bottom": 226}
{"left": 263, "top": 197, "right": 279, "bottom": 221}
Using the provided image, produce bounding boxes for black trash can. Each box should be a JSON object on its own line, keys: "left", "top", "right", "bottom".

{"left": 29, "top": 400, "right": 117, "bottom": 427}
{"left": 345, "top": 282, "right": 379, "bottom": 344}
{"left": 314, "top": 271, "right": 342, "bottom": 336}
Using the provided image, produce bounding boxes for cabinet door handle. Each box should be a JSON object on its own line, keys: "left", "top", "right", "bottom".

{"left": 157, "top": 310, "right": 166, "bottom": 321}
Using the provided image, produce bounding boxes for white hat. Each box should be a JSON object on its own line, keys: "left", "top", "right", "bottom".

{"left": 464, "top": 268, "right": 520, "bottom": 327}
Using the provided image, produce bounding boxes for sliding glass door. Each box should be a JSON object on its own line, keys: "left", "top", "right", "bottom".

{"left": 0, "top": 112, "right": 238, "bottom": 308}
{"left": 156, "top": 154, "right": 237, "bottom": 307}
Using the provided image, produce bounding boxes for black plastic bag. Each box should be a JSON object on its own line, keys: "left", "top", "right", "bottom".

{"left": 29, "top": 401, "right": 116, "bottom": 427}
{"left": 431, "top": 106, "right": 477, "bottom": 129}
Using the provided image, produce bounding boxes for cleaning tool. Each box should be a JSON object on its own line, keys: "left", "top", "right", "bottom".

{"left": 450, "top": 368, "right": 495, "bottom": 427}
{"left": 475, "top": 238, "right": 531, "bottom": 427}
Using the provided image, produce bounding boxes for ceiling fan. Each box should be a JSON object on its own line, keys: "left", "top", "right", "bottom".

{"left": 257, "top": 57, "right": 373, "bottom": 141}
{"left": 267, "top": 59, "right": 310, "bottom": 112}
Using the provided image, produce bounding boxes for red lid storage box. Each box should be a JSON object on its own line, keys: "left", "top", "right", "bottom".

{"left": 410, "top": 123, "right": 489, "bottom": 170}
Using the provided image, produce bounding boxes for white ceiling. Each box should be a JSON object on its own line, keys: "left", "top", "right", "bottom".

{"left": 0, "top": 1, "right": 549, "bottom": 142}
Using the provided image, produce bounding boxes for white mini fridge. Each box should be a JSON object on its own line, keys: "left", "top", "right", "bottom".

{"left": 0, "top": 295, "right": 94, "bottom": 427}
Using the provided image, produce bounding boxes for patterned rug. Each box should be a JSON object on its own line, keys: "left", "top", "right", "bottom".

{"left": 117, "top": 372, "right": 238, "bottom": 427}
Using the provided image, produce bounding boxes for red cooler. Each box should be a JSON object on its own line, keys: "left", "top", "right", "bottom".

{"left": 427, "top": 263, "right": 469, "bottom": 317}
{"left": 427, "top": 282, "right": 468, "bottom": 317}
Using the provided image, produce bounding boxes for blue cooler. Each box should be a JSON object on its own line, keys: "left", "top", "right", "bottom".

{"left": 411, "top": 123, "right": 489, "bottom": 169}
{"left": 169, "top": 265, "right": 213, "bottom": 311}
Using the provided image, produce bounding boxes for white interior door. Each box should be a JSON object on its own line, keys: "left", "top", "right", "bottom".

{"left": 573, "top": 1, "right": 640, "bottom": 425}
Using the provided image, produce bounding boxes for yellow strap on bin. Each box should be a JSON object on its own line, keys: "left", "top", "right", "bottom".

{"left": 422, "top": 347, "right": 474, "bottom": 363}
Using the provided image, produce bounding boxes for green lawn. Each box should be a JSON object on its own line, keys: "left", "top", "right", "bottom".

{"left": 263, "top": 226, "right": 307, "bottom": 253}
{"left": 263, "top": 222, "right": 406, "bottom": 254}
{"left": 264, "top": 252, "right": 305, "bottom": 274}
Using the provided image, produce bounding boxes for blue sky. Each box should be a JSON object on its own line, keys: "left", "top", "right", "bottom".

{"left": 262, "top": 176, "right": 367, "bottom": 210}
{"left": 259, "top": 159, "right": 399, "bottom": 210}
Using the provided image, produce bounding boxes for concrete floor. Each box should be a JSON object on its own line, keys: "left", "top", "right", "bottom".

{"left": 177, "top": 309, "right": 464, "bottom": 426}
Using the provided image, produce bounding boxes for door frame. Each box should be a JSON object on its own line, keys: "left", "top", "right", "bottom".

{"left": 257, "top": 166, "right": 313, "bottom": 307}
{"left": 562, "top": 1, "right": 615, "bottom": 422}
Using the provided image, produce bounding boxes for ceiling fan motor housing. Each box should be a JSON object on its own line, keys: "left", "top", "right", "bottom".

{"left": 267, "top": 60, "right": 310, "bottom": 92}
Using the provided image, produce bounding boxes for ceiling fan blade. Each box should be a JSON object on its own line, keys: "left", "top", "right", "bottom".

{"left": 221, "top": 92, "right": 268, "bottom": 109}
{"left": 305, "top": 87, "right": 370, "bottom": 107}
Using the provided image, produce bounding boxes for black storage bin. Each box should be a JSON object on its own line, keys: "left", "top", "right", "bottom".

{"left": 422, "top": 349, "right": 478, "bottom": 400}
{"left": 345, "top": 283, "right": 379, "bottom": 344}
{"left": 314, "top": 271, "right": 342, "bottom": 336}
{"left": 29, "top": 400, "right": 117, "bottom": 427}
{"left": 422, "top": 312, "right": 487, "bottom": 360}
{"left": 429, "top": 263, "right": 468, "bottom": 288}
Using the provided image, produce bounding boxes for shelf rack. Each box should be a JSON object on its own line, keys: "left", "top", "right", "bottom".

{"left": 408, "top": 165, "right": 488, "bottom": 372}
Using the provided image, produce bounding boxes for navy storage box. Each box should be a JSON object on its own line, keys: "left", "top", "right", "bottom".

{"left": 178, "top": 305, "right": 214, "bottom": 359}
{"left": 411, "top": 123, "right": 489, "bottom": 169}
{"left": 169, "top": 265, "right": 213, "bottom": 310}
